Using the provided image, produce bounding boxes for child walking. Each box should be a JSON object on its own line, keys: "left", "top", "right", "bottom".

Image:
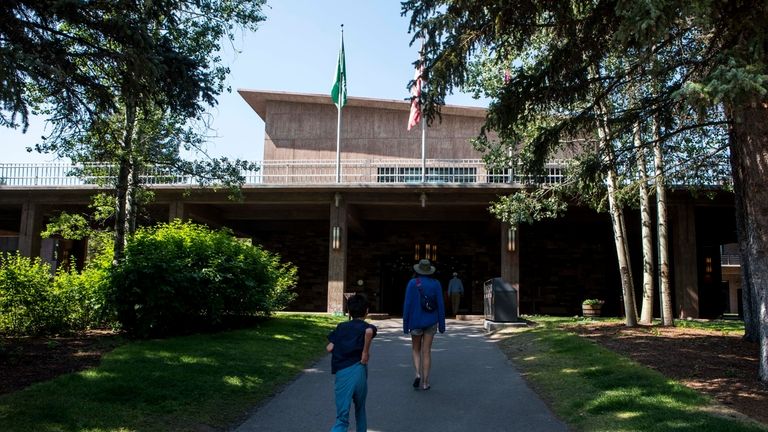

{"left": 326, "top": 294, "right": 377, "bottom": 432}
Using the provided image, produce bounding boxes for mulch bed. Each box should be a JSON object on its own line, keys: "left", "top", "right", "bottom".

{"left": 569, "top": 322, "right": 768, "bottom": 426}
{"left": 0, "top": 330, "right": 123, "bottom": 395}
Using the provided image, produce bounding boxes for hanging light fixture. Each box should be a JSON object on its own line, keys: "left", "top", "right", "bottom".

{"left": 332, "top": 226, "right": 341, "bottom": 250}
{"left": 507, "top": 226, "right": 517, "bottom": 252}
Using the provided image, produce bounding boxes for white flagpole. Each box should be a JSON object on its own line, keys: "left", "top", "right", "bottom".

{"left": 336, "top": 95, "right": 342, "bottom": 183}
{"left": 335, "top": 26, "right": 343, "bottom": 184}
{"left": 419, "top": 37, "right": 426, "bottom": 183}
{"left": 421, "top": 106, "right": 426, "bottom": 183}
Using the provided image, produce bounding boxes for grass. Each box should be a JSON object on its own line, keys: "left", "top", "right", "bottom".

{"left": 539, "top": 315, "right": 746, "bottom": 335}
{"left": 0, "top": 313, "right": 342, "bottom": 432}
{"left": 498, "top": 316, "right": 766, "bottom": 432}
{"left": 673, "top": 318, "right": 745, "bottom": 334}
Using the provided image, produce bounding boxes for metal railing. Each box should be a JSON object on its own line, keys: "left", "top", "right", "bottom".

{"left": 721, "top": 254, "right": 741, "bottom": 266}
{"left": 0, "top": 160, "right": 570, "bottom": 187}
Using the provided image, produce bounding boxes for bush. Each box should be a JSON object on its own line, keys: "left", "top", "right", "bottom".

{"left": 0, "top": 233, "right": 116, "bottom": 336}
{"left": 112, "top": 221, "right": 297, "bottom": 338}
{"left": 53, "top": 259, "right": 114, "bottom": 331}
{"left": 0, "top": 253, "right": 58, "bottom": 335}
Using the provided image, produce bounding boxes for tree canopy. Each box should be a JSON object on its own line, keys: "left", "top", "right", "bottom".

{"left": 1, "top": 0, "right": 266, "bottom": 134}
{"left": 402, "top": 0, "right": 768, "bottom": 382}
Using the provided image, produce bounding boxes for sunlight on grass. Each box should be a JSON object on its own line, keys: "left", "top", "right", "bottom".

{"left": 0, "top": 314, "right": 343, "bottom": 432}
{"left": 80, "top": 369, "right": 117, "bottom": 380}
{"left": 496, "top": 317, "right": 767, "bottom": 432}
{"left": 141, "top": 350, "right": 218, "bottom": 366}
{"left": 674, "top": 319, "right": 745, "bottom": 333}
{"left": 222, "top": 375, "right": 264, "bottom": 388}
{"left": 177, "top": 355, "right": 216, "bottom": 365}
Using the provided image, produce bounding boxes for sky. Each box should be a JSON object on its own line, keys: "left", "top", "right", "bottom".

{"left": 1, "top": 0, "right": 488, "bottom": 164}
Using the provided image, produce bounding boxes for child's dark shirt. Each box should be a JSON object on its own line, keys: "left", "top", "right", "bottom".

{"left": 327, "top": 319, "right": 377, "bottom": 374}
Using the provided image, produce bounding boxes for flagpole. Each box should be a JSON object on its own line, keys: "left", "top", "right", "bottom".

{"left": 419, "top": 37, "right": 426, "bottom": 183}
{"left": 336, "top": 88, "right": 342, "bottom": 183}
{"left": 421, "top": 108, "right": 426, "bottom": 183}
{"left": 335, "top": 25, "right": 344, "bottom": 184}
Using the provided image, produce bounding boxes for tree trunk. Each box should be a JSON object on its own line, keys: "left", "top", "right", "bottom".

{"left": 636, "top": 122, "right": 655, "bottom": 325}
{"left": 653, "top": 118, "right": 673, "bottom": 326}
{"left": 595, "top": 98, "right": 638, "bottom": 327}
{"left": 736, "top": 189, "right": 757, "bottom": 341}
{"left": 112, "top": 101, "right": 136, "bottom": 264}
{"left": 127, "top": 155, "right": 140, "bottom": 235}
{"left": 728, "top": 97, "right": 768, "bottom": 382}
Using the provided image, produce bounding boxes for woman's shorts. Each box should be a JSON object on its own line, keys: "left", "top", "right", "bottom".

{"left": 410, "top": 323, "right": 438, "bottom": 336}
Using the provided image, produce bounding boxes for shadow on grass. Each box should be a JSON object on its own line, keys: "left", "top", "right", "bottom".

{"left": 0, "top": 315, "right": 340, "bottom": 432}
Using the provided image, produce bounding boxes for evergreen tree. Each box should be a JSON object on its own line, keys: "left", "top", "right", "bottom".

{"left": 403, "top": 0, "right": 768, "bottom": 382}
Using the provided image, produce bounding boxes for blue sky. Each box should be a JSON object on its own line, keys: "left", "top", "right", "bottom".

{"left": 2, "top": 0, "right": 488, "bottom": 163}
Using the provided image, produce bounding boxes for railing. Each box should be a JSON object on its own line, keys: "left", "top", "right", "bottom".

{"left": 0, "top": 160, "right": 570, "bottom": 187}
{"left": 721, "top": 254, "right": 741, "bottom": 267}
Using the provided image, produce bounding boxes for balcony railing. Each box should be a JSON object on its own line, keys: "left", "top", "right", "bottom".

{"left": 721, "top": 254, "right": 741, "bottom": 267}
{"left": 0, "top": 160, "right": 569, "bottom": 187}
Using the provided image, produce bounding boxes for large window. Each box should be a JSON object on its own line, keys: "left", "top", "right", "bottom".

{"left": 377, "top": 167, "right": 477, "bottom": 183}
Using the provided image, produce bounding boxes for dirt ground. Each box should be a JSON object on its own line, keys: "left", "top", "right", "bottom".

{"left": 568, "top": 321, "right": 768, "bottom": 426}
{"left": 0, "top": 330, "right": 123, "bottom": 395}
{"left": 1, "top": 324, "right": 766, "bottom": 427}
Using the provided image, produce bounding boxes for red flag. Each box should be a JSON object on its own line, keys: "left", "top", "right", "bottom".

{"left": 407, "top": 65, "right": 423, "bottom": 131}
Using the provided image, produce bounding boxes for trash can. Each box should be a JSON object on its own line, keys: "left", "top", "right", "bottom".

{"left": 483, "top": 278, "right": 518, "bottom": 322}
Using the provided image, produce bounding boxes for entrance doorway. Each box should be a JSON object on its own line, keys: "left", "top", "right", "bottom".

{"left": 379, "top": 254, "right": 413, "bottom": 315}
{"left": 378, "top": 253, "right": 475, "bottom": 315}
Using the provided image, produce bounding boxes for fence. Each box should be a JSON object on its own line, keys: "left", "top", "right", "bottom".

{"left": 0, "top": 160, "right": 570, "bottom": 187}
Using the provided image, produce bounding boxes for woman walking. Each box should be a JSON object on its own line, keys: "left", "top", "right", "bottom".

{"left": 402, "top": 259, "right": 446, "bottom": 390}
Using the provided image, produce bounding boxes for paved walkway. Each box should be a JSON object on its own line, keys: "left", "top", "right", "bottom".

{"left": 234, "top": 318, "right": 570, "bottom": 432}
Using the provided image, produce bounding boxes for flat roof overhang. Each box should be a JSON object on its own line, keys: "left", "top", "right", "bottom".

{"left": 237, "top": 89, "right": 487, "bottom": 122}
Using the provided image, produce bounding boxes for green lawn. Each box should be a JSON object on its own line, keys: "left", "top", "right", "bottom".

{"left": 498, "top": 317, "right": 766, "bottom": 432}
{"left": 0, "top": 313, "right": 342, "bottom": 432}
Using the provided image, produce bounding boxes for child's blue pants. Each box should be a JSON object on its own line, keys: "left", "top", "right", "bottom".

{"left": 331, "top": 362, "right": 368, "bottom": 432}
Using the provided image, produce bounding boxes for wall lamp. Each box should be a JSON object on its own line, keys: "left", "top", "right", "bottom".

{"left": 332, "top": 226, "right": 341, "bottom": 250}
{"left": 414, "top": 243, "right": 437, "bottom": 261}
{"left": 507, "top": 225, "right": 517, "bottom": 252}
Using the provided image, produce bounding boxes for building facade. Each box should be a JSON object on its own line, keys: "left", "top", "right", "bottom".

{"left": 0, "top": 90, "right": 739, "bottom": 318}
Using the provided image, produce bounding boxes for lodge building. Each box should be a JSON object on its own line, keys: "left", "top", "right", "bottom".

{"left": 0, "top": 90, "right": 740, "bottom": 319}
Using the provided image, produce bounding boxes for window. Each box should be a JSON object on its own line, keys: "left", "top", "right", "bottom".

{"left": 376, "top": 167, "right": 477, "bottom": 183}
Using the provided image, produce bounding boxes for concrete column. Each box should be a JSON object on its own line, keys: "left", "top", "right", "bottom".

{"left": 18, "top": 201, "right": 43, "bottom": 257}
{"left": 500, "top": 223, "right": 520, "bottom": 314}
{"left": 169, "top": 201, "right": 185, "bottom": 221}
{"left": 672, "top": 200, "right": 699, "bottom": 318}
{"left": 327, "top": 194, "right": 348, "bottom": 313}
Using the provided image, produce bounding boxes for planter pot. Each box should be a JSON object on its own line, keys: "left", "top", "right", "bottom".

{"left": 582, "top": 304, "right": 603, "bottom": 317}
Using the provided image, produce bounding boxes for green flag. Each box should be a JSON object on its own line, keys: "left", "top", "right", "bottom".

{"left": 331, "top": 35, "right": 346, "bottom": 108}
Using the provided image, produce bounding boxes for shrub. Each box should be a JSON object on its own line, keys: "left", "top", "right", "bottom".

{"left": 112, "top": 221, "right": 297, "bottom": 338}
{"left": 53, "top": 261, "right": 114, "bottom": 331}
{"left": 0, "top": 233, "right": 116, "bottom": 336}
{"left": 51, "top": 232, "right": 115, "bottom": 332}
{"left": 0, "top": 253, "right": 57, "bottom": 335}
